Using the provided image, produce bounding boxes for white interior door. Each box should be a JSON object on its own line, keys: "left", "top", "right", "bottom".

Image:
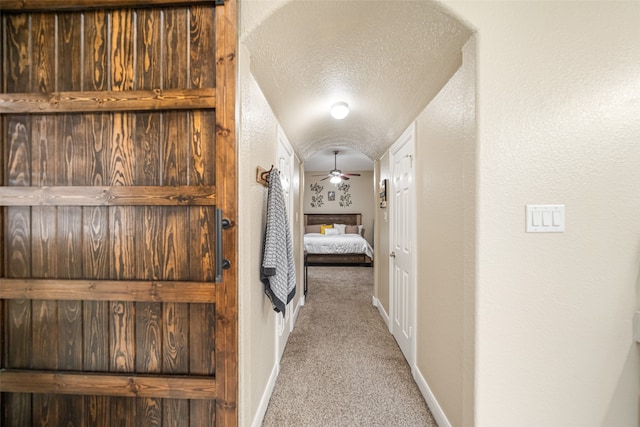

{"left": 276, "top": 126, "right": 294, "bottom": 362}
{"left": 390, "top": 125, "right": 415, "bottom": 367}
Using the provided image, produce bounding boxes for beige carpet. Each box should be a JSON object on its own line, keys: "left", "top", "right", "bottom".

{"left": 262, "top": 266, "right": 437, "bottom": 427}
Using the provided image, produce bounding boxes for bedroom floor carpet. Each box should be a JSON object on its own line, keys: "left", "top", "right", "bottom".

{"left": 261, "top": 266, "right": 437, "bottom": 427}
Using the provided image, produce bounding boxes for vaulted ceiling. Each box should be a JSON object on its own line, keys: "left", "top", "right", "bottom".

{"left": 243, "top": 1, "right": 472, "bottom": 164}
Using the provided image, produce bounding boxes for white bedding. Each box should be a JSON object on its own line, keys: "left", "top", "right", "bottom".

{"left": 304, "top": 233, "right": 374, "bottom": 259}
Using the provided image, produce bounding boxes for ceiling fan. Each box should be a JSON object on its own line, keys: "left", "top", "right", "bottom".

{"left": 313, "top": 151, "right": 361, "bottom": 183}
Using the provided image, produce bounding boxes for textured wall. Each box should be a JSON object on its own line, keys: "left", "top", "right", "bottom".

{"left": 446, "top": 2, "right": 640, "bottom": 426}
{"left": 237, "top": 42, "right": 279, "bottom": 426}
{"left": 414, "top": 35, "right": 476, "bottom": 427}
{"left": 374, "top": 155, "right": 392, "bottom": 316}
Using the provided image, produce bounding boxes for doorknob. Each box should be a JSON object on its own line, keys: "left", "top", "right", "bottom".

{"left": 390, "top": 252, "right": 396, "bottom": 258}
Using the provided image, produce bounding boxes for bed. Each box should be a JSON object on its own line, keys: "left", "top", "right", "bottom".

{"left": 303, "top": 213, "right": 373, "bottom": 267}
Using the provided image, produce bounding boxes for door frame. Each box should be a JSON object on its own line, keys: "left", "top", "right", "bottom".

{"left": 388, "top": 122, "right": 417, "bottom": 371}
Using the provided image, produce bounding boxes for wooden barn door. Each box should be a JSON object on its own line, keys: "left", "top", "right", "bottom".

{"left": 0, "top": 1, "right": 237, "bottom": 426}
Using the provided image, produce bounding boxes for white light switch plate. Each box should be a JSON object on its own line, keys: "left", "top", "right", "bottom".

{"left": 526, "top": 205, "right": 565, "bottom": 233}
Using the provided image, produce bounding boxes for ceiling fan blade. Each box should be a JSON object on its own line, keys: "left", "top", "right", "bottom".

{"left": 312, "top": 174, "right": 329, "bottom": 177}
{"left": 342, "top": 173, "right": 361, "bottom": 176}
{"left": 320, "top": 176, "right": 331, "bottom": 181}
{"left": 340, "top": 175, "right": 350, "bottom": 180}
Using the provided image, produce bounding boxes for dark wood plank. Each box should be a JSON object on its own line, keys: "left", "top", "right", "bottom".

{"left": 59, "top": 395, "right": 85, "bottom": 427}
{"left": 110, "top": 9, "right": 135, "bottom": 92}
{"left": 1, "top": 0, "right": 218, "bottom": 12}
{"left": 163, "top": 7, "right": 189, "bottom": 90}
{"left": 136, "top": 9, "right": 162, "bottom": 91}
{"left": 5, "top": 14, "right": 32, "bottom": 92}
{"left": 163, "top": 302, "right": 189, "bottom": 374}
{"left": 214, "top": 0, "right": 239, "bottom": 424}
{"left": 189, "top": 303, "right": 216, "bottom": 375}
{"left": 163, "top": 111, "right": 189, "bottom": 186}
{"left": 164, "top": 398, "right": 189, "bottom": 427}
{"left": 111, "top": 397, "right": 136, "bottom": 427}
{"left": 0, "top": 185, "right": 217, "bottom": 206}
{"left": 0, "top": 88, "right": 216, "bottom": 113}
{"left": 84, "top": 396, "right": 110, "bottom": 427}
{"left": 57, "top": 12, "right": 83, "bottom": 92}
{"left": 189, "top": 5, "right": 215, "bottom": 89}
{"left": 0, "top": 370, "right": 218, "bottom": 399}
{"left": 83, "top": 11, "right": 109, "bottom": 91}
{"left": 190, "top": 400, "right": 216, "bottom": 427}
{"left": 0, "top": 279, "right": 216, "bottom": 302}
{"left": 31, "top": 296, "right": 58, "bottom": 369}
{"left": 189, "top": 207, "right": 215, "bottom": 282}
{"left": 304, "top": 213, "right": 363, "bottom": 226}
{"left": 2, "top": 393, "right": 32, "bottom": 426}
{"left": 83, "top": 299, "right": 110, "bottom": 371}
{"left": 110, "top": 300, "right": 136, "bottom": 372}
{"left": 31, "top": 13, "right": 56, "bottom": 93}
{"left": 190, "top": 110, "right": 216, "bottom": 185}
{"left": 33, "top": 394, "right": 59, "bottom": 427}
{"left": 137, "top": 397, "right": 162, "bottom": 427}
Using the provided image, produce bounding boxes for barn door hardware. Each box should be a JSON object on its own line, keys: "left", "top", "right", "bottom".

{"left": 215, "top": 208, "right": 232, "bottom": 282}
{"left": 215, "top": 0, "right": 225, "bottom": 5}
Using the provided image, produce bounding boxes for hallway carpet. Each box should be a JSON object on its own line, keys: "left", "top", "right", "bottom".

{"left": 262, "top": 266, "right": 437, "bottom": 427}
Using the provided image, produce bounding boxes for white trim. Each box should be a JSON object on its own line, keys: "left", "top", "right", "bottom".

{"left": 372, "top": 295, "right": 390, "bottom": 330}
{"left": 414, "top": 366, "right": 452, "bottom": 427}
{"left": 292, "top": 294, "right": 304, "bottom": 327}
{"left": 251, "top": 362, "right": 279, "bottom": 427}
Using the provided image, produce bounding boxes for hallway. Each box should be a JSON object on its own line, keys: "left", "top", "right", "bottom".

{"left": 262, "top": 266, "right": 435, "bottom": 427}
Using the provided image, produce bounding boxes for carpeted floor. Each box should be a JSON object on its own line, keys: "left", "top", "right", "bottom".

{"left": 262, "top": 266, "right": 437, "bottom": 427}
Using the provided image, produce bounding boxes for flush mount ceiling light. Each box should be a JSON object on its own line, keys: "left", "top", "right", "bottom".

{"left": 330, "top": 101, "right": 349, "bottom": 120}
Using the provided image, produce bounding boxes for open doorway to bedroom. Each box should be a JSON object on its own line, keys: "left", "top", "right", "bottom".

{"left": 302, "top": 148, "right": 376, "bottom": 262}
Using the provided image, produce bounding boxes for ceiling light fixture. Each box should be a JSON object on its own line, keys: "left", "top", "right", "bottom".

{"left": 330, "top": 101, "right": 349, "bottom": 120}
{"left": 330, "top": 175, "right": 342, "bottom": 184}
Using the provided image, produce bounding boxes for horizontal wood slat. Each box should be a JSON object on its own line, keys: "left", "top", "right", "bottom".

{"left": 0, "top": 279, "right": 216, "bottom": 302}
{"left": 0, "top": 370, "right": 217, "bottom": 399}
{"left": 0, "top": 186, "right": 216, "bottom": 206}
{"left": 0, "top": 88, "right": 215, "bottom": 114}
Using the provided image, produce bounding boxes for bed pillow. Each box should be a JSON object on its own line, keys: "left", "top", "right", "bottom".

{"left": 345, "top": 225, "right": 359, "bottom": 234}
{"left": 320, "top": 224, "right": 334, "bottom": 234}
{"left": 324, "top": 228, "right": 340, "bottom": 236}
{"left": 305, "top": 224, "right": 321, "bottom": 234}
{"left": 333, "top": 223, "right": 347, "bottom": 234}
{"left": 358, "top": 225, "right": 364, "bottom": 236}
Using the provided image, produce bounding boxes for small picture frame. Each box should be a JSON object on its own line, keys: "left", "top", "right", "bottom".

{"left": 379, "top": 179, "right": 387, "bottom": 208}
{"left": 327, "top": 191, "right": 335, "bottom": 201}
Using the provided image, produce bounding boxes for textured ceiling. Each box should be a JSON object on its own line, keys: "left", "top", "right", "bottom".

{"left": 243, "top": 0, "right": 471, "bottom": 163}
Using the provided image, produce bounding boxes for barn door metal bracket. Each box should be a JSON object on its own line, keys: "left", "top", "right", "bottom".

{"left": 215, "top": 208, "right": 232, "bottom": 283}
{"left": 215, "top": 0, "right": 225, "bottom": 5}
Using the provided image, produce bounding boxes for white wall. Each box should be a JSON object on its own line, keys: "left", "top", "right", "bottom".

{"left": 444, "top": 2, "right": 640, "bottom": 426}
{"left": 238, "top": 42, "right": 304, "bottom": 425}
{"left": 303, "top": 171, "right": 375, "bottom": 244}
{"left": 413, "top": 35, "right": 476, "bottom": 427}
{"left": 374, "top": 156, "right": 391, "bottom": 315}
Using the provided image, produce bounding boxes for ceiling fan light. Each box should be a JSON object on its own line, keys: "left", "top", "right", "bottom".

{"left": 330, "top": 175, "right": 342, "bottom": 184}
{"left": 330, "top": 102, "right": 349, "bottom": 120}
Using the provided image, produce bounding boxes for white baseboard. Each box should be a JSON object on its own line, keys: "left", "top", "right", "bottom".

{"left": 372, "top": 295, "right": 390, "bottom": 330}
{"left": 414, "top": 366, "right": 451, "bottom": 427}
{"left": 292, "top": 295, "right": 304, "bottom": 328}
{"left": 251, "top": 362, "right": 279, "bottom": 427}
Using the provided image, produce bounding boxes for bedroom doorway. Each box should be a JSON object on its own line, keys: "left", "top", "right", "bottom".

{"left": 389, "top": 124, "right": 416, "bottom": 368}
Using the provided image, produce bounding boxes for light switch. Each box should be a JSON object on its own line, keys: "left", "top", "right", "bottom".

{"left": 526, "top": 205, "right": 565, "bottom": 233}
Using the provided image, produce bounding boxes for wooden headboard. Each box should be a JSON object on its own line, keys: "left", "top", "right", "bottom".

{"left": 304, "top": 213, "right": 362, "bottom": 226}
